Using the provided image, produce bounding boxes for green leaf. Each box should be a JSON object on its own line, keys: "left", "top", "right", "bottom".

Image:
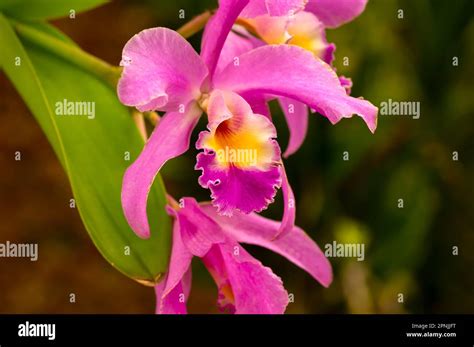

{"left": 0, "top": 15, "right": 171, "bottom": 285}
{"left": 0, "top": 0, "right": 109, "bottom": 20}
{"left": 11, "top": 20, "right": 120, "bottom": 87}
{"left": 23, "top": 21, "right": 77, "bottom": 45}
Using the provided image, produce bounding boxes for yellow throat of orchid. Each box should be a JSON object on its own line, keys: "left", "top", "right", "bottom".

{"left": 199, "top": 91, "right": 277, "bottom": 171}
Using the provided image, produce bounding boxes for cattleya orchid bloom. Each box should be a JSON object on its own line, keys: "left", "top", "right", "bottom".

{"left": 221, "top": 0, "right": 370, "bottom": 156}
{"left": 118, "top": 0, "right": 377, "bottom": 239}
{"left": 240, "top": 0, "right": 368, "bottom": 61}
{"left": 155, "top": 197, "right": 332, "bottom": 314}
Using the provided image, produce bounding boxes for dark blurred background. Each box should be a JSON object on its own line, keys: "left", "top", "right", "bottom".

{"left": 0, "top": 0, "right": 473, "bottom": 313}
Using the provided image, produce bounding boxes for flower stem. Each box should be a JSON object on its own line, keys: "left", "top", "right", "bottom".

{"left": 166, "top": 194, "right": 180, "bottom": 210}
{"left": 132, "top": 110, "right": 148, "bottom": 142}
{"left": 143, "top": 111, "right": 160, "bottom": 127}
{"left": 177, "top": 10, "right": 213, "bottom": 38}
{"left": 11, "top": 20, "right": 121, "bottom": 87}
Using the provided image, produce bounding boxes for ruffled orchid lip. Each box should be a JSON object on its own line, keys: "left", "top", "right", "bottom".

{"left": 194, "top": 90, "right": 284, "bottom": 216}
{"left": 195, "top": 151, "right": 282, "bottom": 216}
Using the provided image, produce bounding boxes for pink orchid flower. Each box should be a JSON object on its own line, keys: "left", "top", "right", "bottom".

{"left": 155, "top": 197, "right": 332, "bottom": 314}
{"left": 240, "top": 0, "right": 368, "bottom": 75}
{"left": 241, "top": 0, "right": 368, "bottom": 28}
{"left": 220, "top": 0, "right": 370, "bottom": 156}
{"left": 241, "top": 0, "right": 368, "bottom": 62}
{"left": 118, "top": 0, "right": 377, "bottom": 239}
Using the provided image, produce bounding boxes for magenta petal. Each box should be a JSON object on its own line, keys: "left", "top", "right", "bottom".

{"left": 322, "top": 42, "right": 336, "bottom": 65}
{"left": 241, "top": 91, "right": 271, "bottom": 118}
{"left": 278, "top": 97, "right": 308, "bottom": 157}
{"left": 214, "top": 45, "right": 378, "bottom": 132}
{"left": 205, "top": 89, "right": 253, "bottom": 129}
{"left": 240, "top": 0, "right": 267, "bottom": 18}
{"left": 203, "top": 242, "right": 289, "bottom": 314}
{"left": 176, "top": 198, "right": 225, "bottom": 257}
{"left": 155, "top": 220, "right": 193, "bottom": 314}
{"left": 196, "top": 92, "right": 283, "bottom": 215}
{"left": 274, "top": 164, "right": 296, "bottom": 239}
{"left": 266, "top": 0, "right": 307, "bottom": 16}
{"left": 118, "top": 28, "right": 208, "bottom": 112}
{"left": 201, "top": 0, "right": 250, "bottom": 80}
{"left": 214, "top": 29, "right": 267, "bottom": 114}
{"left": 339, "top": 75, "right": 353, "bottom": 95}
{"left": 121, "top": 104, "right": 202, "bottom": 238}
{"left": 195, "top": 151, "right": 282, "bottom": 216}
{"left": 305, "top": 0, "right": 368, "bottom": 28}
{"left": 215, "top": 30, "right": 262, "bottom": 76}
{"left": 162, "top": 218, "right": 193, "bottom": 297}
{"left": 241, "top": 0, "right": 307, "bottom": 17}
{"left": 202, "top": 205, "right": 333, "bottom": 287}
{"left": 155, "top": 269, "right": 192, "bottom": 314}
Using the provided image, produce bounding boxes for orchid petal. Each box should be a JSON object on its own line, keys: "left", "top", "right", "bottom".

{"left": 155, "top": 269, "right": 192, "bottom": 314}
{"left": 244, "top": 14, "right": 291, "bottom": 44}
{"left": 305, "top": 0, "right": 368, "bottom": 28}
{"left": 278, "top": 97, "right": 308, "bottom": 157}
{"left": 214, "top": 45, "right": 378, "bottom": 132}
{"left": 121, "top": 104, "right": 202, "bottom": 238}
{"left": 215, "top": 29, "right": 262, "bottom": 76}
{"left": 241, "top": 91, "right": 271, "bottom": 118}
{"left": 339, "top": 75, "right": 353, "bottom": 95}
{"left": 242, "top": 11, "right": 336, "bottom": 64}
{"left": 201, "top": 0, "right": 250, "bottom": 80}
{"left": 196, "top": 91, "right": 282, "bottom": 215}
{"left": 205, "top": 89, "right": 253, "bottom": 129}
{"left": 199, "top": 90, "right": 278, "bottom": 168}
{"left": 213, "top": 32, "right": 270, "bottom": 117}
{"left": 241, "top": 0, "right": 307, "bottom": 17}
{"left": 287, "top": 11, "right": 335, "bottom": 63}
{"left": 162, "top": 218, "right": 194, "bottom": 297}
{"left": 322, "top": 41, "right": 336, "bottom": 65}
{"left": 203, "top": 242, "right": 289, "bottom": 314}
{"left": 275, "top": 164, "right": 296, "bottom": 239}
{"left": 155, "top": 220, "right": 193, "bottom": 314}
{"left": 176, "top": 198, "right": 225, "bottom": 257}
{"left": 118, "top": 27, "right": 208, "bottom": 112}
{"left": 201, "top": 204, "right": 333, "bottom": 287}
{"left": 196, "top": 152, "right": 282, "bottom": 216}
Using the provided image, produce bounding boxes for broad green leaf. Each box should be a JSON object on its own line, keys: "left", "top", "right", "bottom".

{"left": 0, "top": 15, "right": 171, "bottom": 285}
{"left": 0, "top": 0, "right": 109, "bottom": 20}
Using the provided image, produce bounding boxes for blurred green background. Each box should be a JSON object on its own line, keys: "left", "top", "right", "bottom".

{"left": 0, "top": 0, "right": 472, "bottom": 313}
